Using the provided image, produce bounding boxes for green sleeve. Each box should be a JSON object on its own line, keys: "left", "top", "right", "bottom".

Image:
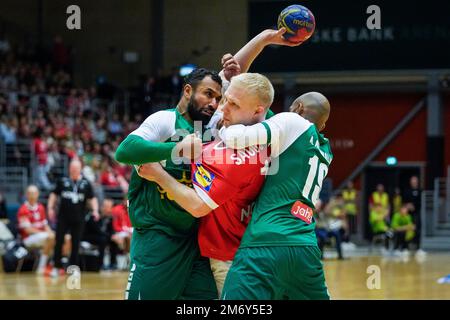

{"left": 369, "top": 211, "right": 376, "bottom": 225}
{"left": 391, "top": 213, "right": 400, "bottom": 229}
{"left": 115, "top": 134, "right": 177, "bottom": 165}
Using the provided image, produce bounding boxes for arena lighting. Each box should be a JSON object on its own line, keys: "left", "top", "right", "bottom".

{"left": 386, "top": 156, "right": 398, "bottom": 166}
{"left": 179, "top": 64, "right": 197, "bottom": 77}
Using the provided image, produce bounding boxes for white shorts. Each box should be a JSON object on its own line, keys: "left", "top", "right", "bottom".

{"left": 23, "top": 232, "right": 50, "bottom": 248}
{"left": 209, "top": 258, "right": 232, "bottom": 298}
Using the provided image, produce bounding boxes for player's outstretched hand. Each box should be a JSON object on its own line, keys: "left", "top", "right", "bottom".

{"left": 137, "top": 162, "right": 165, "bottom": 182}
{"left": 176, "top": 133, "right": 202, "bottom": 161}
{"left": 222, "top": 53, "right": 241, "bottom": 81}
{"left": 261, "top": 27, "right": 303, "bottom": 47}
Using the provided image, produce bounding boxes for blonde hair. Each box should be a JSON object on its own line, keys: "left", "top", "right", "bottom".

{"left": 230, "top": 73, "right": 274, "bottom": 109}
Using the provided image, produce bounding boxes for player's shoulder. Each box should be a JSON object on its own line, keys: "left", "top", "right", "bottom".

{"left": 143, "top": 109, "right": 176, "bottom": 122}
{"left": 268, "top": 112, "right": 312, "bottom": 126}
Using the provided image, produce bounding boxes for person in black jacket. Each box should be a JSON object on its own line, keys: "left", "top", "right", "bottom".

{"left": 82, "top": 198, "right": 118, "bottom": 270}
{"left": 403, "top": 176, "right": 426, "bottom": 257}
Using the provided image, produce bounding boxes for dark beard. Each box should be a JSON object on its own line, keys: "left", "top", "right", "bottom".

{"left": 187, "top": 95, "right": 213, "bottom": 124}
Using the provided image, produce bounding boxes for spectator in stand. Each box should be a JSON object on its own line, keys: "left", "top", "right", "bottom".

{"left": 111, "top": 195, "right": 132, "bottom": 267}
{"left": 108, "top": 113, "right": 123, "bottom": 135}
{"left": 393, "top": 187, "right": 402, "bottom": 216}
{"left": 100, "top": 162, "right": 121, "bottom": 188}
{"left": 93, "top": 118, "right": 107, "bottom": 144}
{"left": 315, "top": 199, "right": 344, "bottom": 260}
{"left": 0, "top": 116, "right": 17, "bottom": 144}
{"left": 46, "top": 86, "right": 61, "bottom": 112}
{"left": 342, "top": 181, "right": 358, "bottom": 235}
{"left": 370, "top": 183, "right": 390, "bottom": 214}
{"left": 17, "top": 185, "right": 55, "bottom": 274}
{"left": 33, "top": 128, "right": 53, "bottom": 191}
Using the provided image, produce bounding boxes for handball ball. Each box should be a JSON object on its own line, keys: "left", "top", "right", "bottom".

{"left": 277, "top": 4, "right": 316, "bottom": 43}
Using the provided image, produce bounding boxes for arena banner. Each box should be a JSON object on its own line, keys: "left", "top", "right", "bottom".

{"left": 249, "top": 0, "right": 450, "bottom": 72}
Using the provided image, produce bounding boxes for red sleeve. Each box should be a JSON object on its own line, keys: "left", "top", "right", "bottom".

{"left": 191, "top": 162, "right": 240, "bottom": 210}
{"left": 111, "top": 207, "right": 122, "bottom": 232}
{"left": 17, "top": 205, "right": 26, "bottom": 221}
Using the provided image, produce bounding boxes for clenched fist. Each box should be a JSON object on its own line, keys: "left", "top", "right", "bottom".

{"left": 174, "top": 133, "right": 203, "bottom": 162}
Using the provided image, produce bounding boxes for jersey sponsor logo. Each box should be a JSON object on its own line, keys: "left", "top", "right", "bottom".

{"left": 291, "top": 201, "right": 313, "bottom": 224}
{"left": 157, "top": 171, "right": 192, "bottom": 200}
{"left": 230, "top": 145, "right": 266, "bottom": 165}
{"left": 193, "top": 164, "right": 215, "bottom": 192}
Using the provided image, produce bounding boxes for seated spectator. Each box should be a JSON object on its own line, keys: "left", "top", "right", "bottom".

{"left": 100, "top": 163, "right": 121, "bottom": 187}
{"left": 82, "top": 198, "right": 118, "bottom": 270}
{"left": 315, "top": 200, "right": 344, "bottom": 260}
{"left": 325, "top": 193, "right": 350, "bottom": 243}
{"left": 369, "top": 203, "right": 392, "bottom": 252}
{"left": 17, "top": 185, "right": 55, "bottom": 274}
{"left": 391, "top": 204, "right": 415, "bottom": 255}
{"left": 111, "top": 196, "right": 132, "bottom": 259}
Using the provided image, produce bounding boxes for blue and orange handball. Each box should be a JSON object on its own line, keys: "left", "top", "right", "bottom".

{"left": 277, "top": 4, "right": 316, "bottom": 43}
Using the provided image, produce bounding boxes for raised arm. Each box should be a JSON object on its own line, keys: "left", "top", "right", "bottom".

{"left": 219, "top": 28, "right": 302, "bottom": 83}
{"left": 233, "top": 28, "right": 301, "bottom": 74}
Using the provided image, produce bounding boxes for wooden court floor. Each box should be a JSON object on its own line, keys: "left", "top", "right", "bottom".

{"left": 0, "top": 253, "right": 449, "bottom": 300}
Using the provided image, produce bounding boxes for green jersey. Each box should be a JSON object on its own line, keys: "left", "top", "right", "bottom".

{"left": 391, "top": 212, "right": 413, "bottom": 229}
{"left": 116, "top": 108, "right": 201, "bottom": 237}
{"left": 219, "top": 112, "right": 333, "bottom": 247}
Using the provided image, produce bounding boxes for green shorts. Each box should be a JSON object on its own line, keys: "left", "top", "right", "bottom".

{"left": 125, "top": 228, "right": 217, "bottom": 300}
{"left": 221, "top": 246, "right": 330, "bottom": 300}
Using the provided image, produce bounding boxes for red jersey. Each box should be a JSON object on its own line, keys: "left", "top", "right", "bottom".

{"left": 112, "top": 204, "right": 132, "bottom": 233}
{"left": 192, "top": 140, "right": 270, "bottom": 261}
{"left": 33, "top": 138, "right": 48, "bottom": 165}
{"left": 17, "top": 202, "right": 48, "bottom": 239}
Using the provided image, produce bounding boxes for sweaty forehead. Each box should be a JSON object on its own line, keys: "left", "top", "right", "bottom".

{"left": 196, "top": 76, "right": 222, "bottom": 95}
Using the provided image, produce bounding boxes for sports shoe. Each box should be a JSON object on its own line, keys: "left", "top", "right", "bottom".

{"left": 46, "top": 267, "right": 65, "bottom": 278}
{"left": 415, "top": 249, "right": 427, "bottom": 258}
